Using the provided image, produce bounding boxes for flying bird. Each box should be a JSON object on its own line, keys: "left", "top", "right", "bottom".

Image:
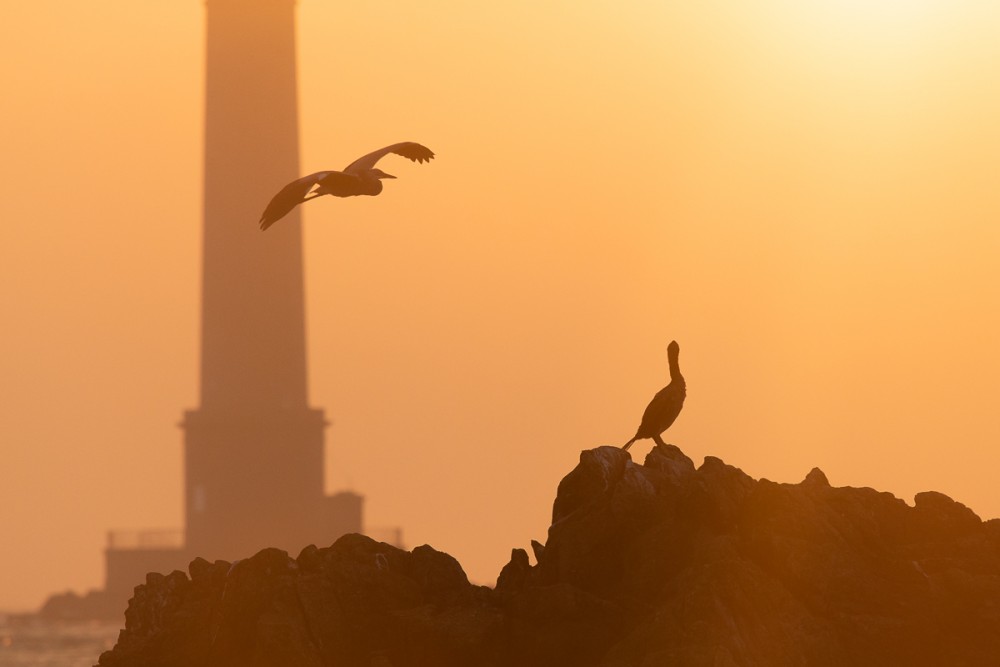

{"left": 622, "top": 341, "right": 686, "bottom": 452}
{"left": 259, "top": 142, "right": 435, "bottom": 230}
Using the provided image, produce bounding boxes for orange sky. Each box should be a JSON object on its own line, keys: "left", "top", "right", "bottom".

{"left": 2, "top": 0, "right": 999, "bottom": 611}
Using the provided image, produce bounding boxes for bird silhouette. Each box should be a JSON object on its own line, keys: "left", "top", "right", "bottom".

{"left": 622, "top": 341, "right": 686, "bottom": 452}
{"left": 259, "top": 142, "right": 435, "bottom": 230}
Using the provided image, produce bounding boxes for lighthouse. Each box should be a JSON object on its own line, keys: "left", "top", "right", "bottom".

{"left": 181, "top": 0, "right": 337, "bottom": 560}
{"left": 99, "top": 0, "right": 365, "bottom": 611}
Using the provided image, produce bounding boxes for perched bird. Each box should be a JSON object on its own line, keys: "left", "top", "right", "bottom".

{"left": 622, "top": 341, "right": 686, "bottom": 452}
{"left": 259, "top": 142, "right": 435, "bottom": 230}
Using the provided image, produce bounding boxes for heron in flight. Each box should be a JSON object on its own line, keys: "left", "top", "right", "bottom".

{"left": 259, "top": 142, "right": 435, "bottom": 230}
{"left": 622, "top": 341, "right": 686, "bottom": 452}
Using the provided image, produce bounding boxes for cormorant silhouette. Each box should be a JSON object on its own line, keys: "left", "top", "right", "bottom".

{"left": 259, "top": 142, "right": 435, "bottom": 230}
{"left": 622, "top": 340, "right": 686, "bottom": 452}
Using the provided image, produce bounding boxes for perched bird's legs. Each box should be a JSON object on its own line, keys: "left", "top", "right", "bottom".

{"left": 653, "top": 434, "right": 668, "bottom": 449}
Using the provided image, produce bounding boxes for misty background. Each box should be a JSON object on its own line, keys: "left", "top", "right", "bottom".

{"left": 2, "top": 0, "right": 999, "bottom": 610}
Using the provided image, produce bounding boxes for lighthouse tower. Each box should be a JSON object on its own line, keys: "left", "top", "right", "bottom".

{"left": 180, "top": 0, "right": 359, "bottom": 560}
{"left": 90, "top": 0, "right": 369, "bottom": 614}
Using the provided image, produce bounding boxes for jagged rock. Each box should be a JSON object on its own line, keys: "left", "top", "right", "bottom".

{"left": 495, "top": 548, "right": 531, "bottom": 595}
{"left": 529, "top": 539, "right": 545, "bottom": 563}
{"left": 913, "top": 490, "right": 982, "bottom": 535}
{"left": 642, "top": 442, "right": 695, "bottom": 483}
{"left": 802, "top": 466, "right": 830, "bottom": 487}
{"left": 551, "top": 447, "right": 630, "bottom": 524}
{"left": 98, "top": 446, "right": 1000, "bottom": 667}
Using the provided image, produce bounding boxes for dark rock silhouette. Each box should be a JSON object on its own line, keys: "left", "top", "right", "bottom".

{"left": 259, "top": 142, "right": 435, "bottom": 230}
{"left": 623, "top": 340, "right": 686, "bottom": 451}
{"left": 35, "top": 589, "right": 118, "bottom": 621}
{"left": 97, "top": 444, "right": 1000, "bottom": 667}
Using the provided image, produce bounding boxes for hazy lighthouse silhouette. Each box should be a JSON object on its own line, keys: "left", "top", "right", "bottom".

{"left": 100, "top": 0, "right": 371, "bottom": 609}
{"left": 181, "top": 0, "right": 338, "bottom": 560}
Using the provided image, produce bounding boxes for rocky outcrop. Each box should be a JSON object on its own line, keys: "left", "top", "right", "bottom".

{"left": 97, "top": 444, "right": 1000, "bottom": 666}
{"left": 37, "top": 589, "right": 119, "bottom": 621}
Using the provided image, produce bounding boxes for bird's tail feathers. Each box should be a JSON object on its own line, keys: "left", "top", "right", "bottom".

{"left": 622, "top": 437, "right": 638, "bottom": 452}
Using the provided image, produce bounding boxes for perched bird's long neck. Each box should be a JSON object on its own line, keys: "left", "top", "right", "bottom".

{"left": 668, "top": 350, "right": 684, "bottom": 386}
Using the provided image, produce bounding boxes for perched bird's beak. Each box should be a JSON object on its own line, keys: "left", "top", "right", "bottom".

{"left": 381, "top": 172, "right": 397, "bottom": 179}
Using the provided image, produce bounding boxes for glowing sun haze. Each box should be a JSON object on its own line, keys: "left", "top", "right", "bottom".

{"left": 1, "top": 0, "right": 998, "bottom": 611}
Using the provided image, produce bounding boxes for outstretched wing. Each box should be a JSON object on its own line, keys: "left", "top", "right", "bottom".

{"left": 343, "top": 142, "right": 435, "bottom": 174}
{"left": 259, "top": 171, "right": 333, "bottom": 231}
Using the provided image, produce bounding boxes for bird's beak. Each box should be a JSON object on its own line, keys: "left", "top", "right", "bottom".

{"left": 381, "top": 172, "right": 397, "bottom": 179}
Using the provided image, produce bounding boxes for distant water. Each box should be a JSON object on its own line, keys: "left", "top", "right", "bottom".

{"left": 0, "top": 615, "right": 120, "bottom": 667}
